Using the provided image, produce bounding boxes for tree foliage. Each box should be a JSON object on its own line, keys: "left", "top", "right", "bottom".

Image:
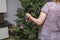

{"left": 11, "top": 0, "right": 45, "bottom": 40}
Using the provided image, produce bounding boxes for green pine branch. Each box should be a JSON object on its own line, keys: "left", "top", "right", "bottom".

{"left": 11, "top": 0, "right": 45, "bottom": 40}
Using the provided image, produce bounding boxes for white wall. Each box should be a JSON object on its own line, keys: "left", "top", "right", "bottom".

{"left": 0, "top": 0, "right": 7, "bottom": 13}
{"left": 6, "top": 0, "right": 22, "bottom": 25}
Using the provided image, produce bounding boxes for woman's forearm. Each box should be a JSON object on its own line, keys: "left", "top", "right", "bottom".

{"left": 30, "top": 16, "right": 41, "bottom": 26}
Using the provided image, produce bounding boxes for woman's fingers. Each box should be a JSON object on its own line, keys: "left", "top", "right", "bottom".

{"left": 26, "top": 13, "right": 30, "bottom": 17}
{"left": 26, "top": 13, "right": 31, "bottom": 22}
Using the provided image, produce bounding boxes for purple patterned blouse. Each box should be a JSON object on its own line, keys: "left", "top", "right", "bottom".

{"left": 38, "top": 2, "right": 60, "bottom": 40}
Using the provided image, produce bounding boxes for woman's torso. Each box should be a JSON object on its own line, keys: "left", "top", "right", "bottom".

{"left": 38, "top": 2, "right": 60, "bottom": 39}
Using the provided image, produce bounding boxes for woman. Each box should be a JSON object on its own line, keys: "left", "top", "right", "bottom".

{"left": 26, "top": 0, "right": 60, "bottom": 40}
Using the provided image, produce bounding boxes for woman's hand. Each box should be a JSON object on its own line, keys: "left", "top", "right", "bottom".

{"left": 26, "top": 13, "right": 31, "bottom": 22}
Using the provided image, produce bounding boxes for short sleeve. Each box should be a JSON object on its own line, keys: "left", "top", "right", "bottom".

{"left": 41, "top": 3, "right": 49, "bottom": 15}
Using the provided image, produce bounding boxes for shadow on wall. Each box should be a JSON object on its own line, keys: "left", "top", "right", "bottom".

{"left": 5, "top": 0, "right": 21, "bottom": 25}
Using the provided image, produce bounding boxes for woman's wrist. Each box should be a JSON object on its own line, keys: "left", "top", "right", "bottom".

{"left": 29, "top": 15, "right": 33, "bottom": 21}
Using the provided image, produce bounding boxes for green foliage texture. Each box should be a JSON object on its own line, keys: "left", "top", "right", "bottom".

{"left": 11, "top": 0, "right": 45, "bottom": 40}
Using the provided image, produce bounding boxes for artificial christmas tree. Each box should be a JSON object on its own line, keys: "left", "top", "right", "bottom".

{"left": 11, "top": 0, "right": 45, "bottom": 40}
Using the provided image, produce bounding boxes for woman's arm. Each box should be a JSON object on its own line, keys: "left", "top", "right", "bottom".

{"left": 26, "top": 12, "right": 46, "bottom": 26}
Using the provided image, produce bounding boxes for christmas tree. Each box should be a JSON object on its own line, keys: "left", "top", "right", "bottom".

{"left": 11, "top": 0, "right": 45, "bottom": 40}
